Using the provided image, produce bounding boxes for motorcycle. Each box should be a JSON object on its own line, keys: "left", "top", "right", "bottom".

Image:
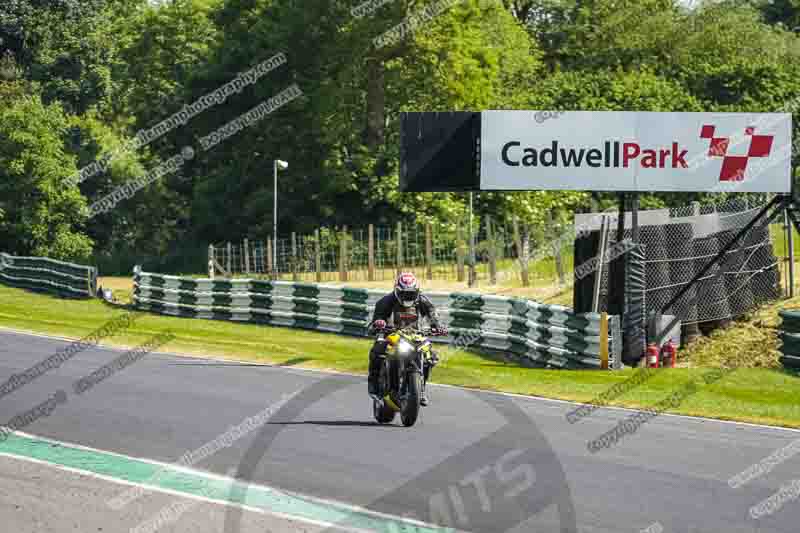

{"left": 371, "top": 326, "right": 440, "bottom": 427}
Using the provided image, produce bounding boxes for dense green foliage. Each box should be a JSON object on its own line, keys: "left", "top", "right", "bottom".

{"left": 0, "top": 0, "right": 798, "bottom": 271}
{"left": 0, "top": 85, "right": 92, "bottom": 259}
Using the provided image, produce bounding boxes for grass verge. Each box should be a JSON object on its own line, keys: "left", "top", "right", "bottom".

{"left": 1, "top": 284, "right": 798, "bottom": 428}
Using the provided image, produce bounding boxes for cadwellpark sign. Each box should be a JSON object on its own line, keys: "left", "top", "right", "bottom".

{"left": 480, "top": 111, "right": 792, "bottom": 193}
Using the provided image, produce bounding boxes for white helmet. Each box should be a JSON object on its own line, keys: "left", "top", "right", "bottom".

{"left": 394, "top": 272, "right": 420, "bottom": 308}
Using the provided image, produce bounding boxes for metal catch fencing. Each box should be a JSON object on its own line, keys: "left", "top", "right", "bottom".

{"left": 575, "top": 196, "right": 782, "bottom": 328}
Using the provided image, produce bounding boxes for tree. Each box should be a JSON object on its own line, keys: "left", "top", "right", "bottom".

{"left": 113, "top": 0, "right": 220, "bottom": 128}
{"left": 0, "top": 0, "right": 143, "bottom": 115}
{"left": 668, "top": 2, "right": 800, "bottom": 109}
{"left": 185, "top": 0, "right": 542, "bottom": 241}
{"left": 0, "top": 92, "right": 93, "bottom": 260}
{"left": 752, "top": 0, "right": 800, "bottom": 31}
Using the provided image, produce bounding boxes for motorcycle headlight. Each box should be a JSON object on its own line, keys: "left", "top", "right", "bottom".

{"left": 396, "top": 339, "right": 414, "bottom": 356}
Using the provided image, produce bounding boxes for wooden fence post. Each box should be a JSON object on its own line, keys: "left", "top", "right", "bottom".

{"left": 487, "top": 216, "right": 497, "bottom": 285}
{"left": 547, "top": 212, "right": 566, "bottom": 287}
{"left": 339, "top": 227, "right": 348, "bottom": 282}
{"left": 315, "top": 229, "right": 322, "bottom": 282}
{"left": 243, "top": 239, "right": 250, "bottom": 275}
{"left": 396, "top": 221, "right": 403, "bottom": 275}
{"left": 368, "top": 224, "right": 375, "bottom": 282}
{"left": 291, "top": 232, "right": 299, "bottom": 281}
{"left": 208, "top": 245, "right": 215, "bottom": 279}
{"left": 512, "top": 217, "right": 530, "bottom": 287}
{"left": 425, "top": 223, "right": 433, "bottom": 281}
{"left": 226, "top": 242, "right": 232, "bottom": 277}
{"left": 553, "top": 242, "right": 565, "bottom": 286}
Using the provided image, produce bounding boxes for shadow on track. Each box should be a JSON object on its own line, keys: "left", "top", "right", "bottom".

{"left": 267, "top": 420, "right": 403, "bottom": 428}
{"left": 167, "top": 357, "right": 312, "bottom": 368}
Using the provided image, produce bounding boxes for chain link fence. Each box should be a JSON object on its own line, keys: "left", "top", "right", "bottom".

{"left": 576, "top": 196, "right": 783, "bottom": 328}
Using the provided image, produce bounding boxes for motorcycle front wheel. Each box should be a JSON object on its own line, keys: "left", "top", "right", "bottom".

{"left": 400, "top": 371, "right": 422, "bottom": 427}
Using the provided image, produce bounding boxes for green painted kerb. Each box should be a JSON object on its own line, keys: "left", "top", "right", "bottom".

{"left": 0, "top": 433, "right": 448, "bottom": 533}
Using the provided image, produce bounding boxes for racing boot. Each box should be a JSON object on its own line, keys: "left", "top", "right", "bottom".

{"left": 420, "top": 363, "right": 432, "bottom": 406}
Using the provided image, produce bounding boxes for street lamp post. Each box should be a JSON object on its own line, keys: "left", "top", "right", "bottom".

{"left": 273, "top": 159, "right": 288, "bottom": 278}
{"left": 468, "top": 191, "right": 476, "bottom": 287}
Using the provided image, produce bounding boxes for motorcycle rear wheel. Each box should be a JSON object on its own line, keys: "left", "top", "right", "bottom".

{"left": 400, "top": 372, "right": 422, "bottom": 427}
{"left": 374, "top": 364, "right": 396, "bottom": 424}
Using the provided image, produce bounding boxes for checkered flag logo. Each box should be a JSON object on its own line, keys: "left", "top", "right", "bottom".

{"left": 700, "top": 125, "right": 774, "bottom": 182}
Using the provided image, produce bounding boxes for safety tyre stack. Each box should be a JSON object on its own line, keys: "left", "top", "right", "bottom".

{"left": 693, "top": 235, "right": 731, "bottom": 335}
{"left": 778, "top": 310, "right": 800, "bottom": 371}
{"left": 665, "top": 223, "right": 699, "bottom": 343}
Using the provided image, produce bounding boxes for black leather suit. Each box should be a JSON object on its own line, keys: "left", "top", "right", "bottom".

{"left": 367, "top": 293, "right": 442, "bottom": 395}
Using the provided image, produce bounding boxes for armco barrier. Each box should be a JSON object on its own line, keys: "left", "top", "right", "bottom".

{"left": 132, "top": 268, "right": 622, "bottom": 369}
{"left": 0, "top": 252, "right": 97, "bottom": 299}
{"left": 778, "top": 310, "right": 800, "bottom": 370}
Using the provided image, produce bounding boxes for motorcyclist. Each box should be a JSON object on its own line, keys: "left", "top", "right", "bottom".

{"left": 367, "top": 272, "right": 447, "bottom": 406}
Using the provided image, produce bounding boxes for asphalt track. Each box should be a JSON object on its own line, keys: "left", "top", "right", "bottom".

{"left": 0, "top": 456, "right": 319, "bottom": 533}
{"left": 0, "top": 328, "right": 799, "bottom": 533}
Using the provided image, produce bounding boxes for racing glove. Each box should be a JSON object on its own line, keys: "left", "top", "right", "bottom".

{"left": 431, "top": 325, "right": 448, "bottom": 336}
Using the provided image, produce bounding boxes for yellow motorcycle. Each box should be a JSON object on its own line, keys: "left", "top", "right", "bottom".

{"left": 372, "top": 326, "right": 439, "bottom": 427}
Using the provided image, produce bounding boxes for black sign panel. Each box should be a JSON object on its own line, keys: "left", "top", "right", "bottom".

{"left": 400, "top": 111, "right": 481, "bottom": 192}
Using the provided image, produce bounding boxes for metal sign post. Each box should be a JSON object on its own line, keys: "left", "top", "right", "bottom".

{"left": 786, "top": 209, "right": 795, "bottom": 298}
{"left": 468, "top": 191, "right": 477, "bottom": 287}
{"left": 591, "top": 214, "right": 609, "bottom": 313}
{"left": 789, "top": 164, "right": 799, "bottom": 297}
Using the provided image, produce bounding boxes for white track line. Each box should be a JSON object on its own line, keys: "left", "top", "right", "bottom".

{"left": 0, "top": 452, "right": 361, "bottom": 533}
{"left": 2, "top": 430, "right": 458, "bottom": 533}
